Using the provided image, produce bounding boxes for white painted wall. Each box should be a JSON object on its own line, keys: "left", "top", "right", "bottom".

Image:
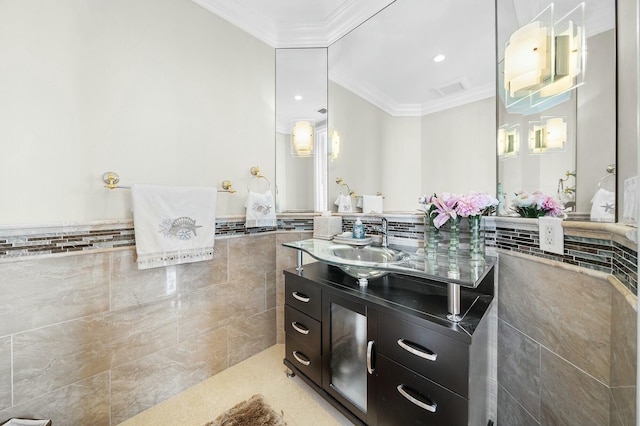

{"left": 0, "top": 0, "right": 274, "bottom": 225}
{"left": 421, "top": 97, "right": 497, "bottom": 196}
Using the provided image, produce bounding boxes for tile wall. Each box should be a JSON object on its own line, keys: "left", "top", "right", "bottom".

{"left": 0, "top": 217, "right": 312, "bottom": 425}
{"left": 0, "top": 214, "right": 637, "bottom": 425}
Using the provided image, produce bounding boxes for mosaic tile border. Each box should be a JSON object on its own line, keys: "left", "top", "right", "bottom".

{"left": 0, "top": 217, "right": 314, "bottom": 259}
{"left": 1, "top": 215, "right": 636, "bottom": 296}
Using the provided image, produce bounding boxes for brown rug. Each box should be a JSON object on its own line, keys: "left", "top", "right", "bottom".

{"left": 204, "top": 394, "right": 286, "bottom": 426}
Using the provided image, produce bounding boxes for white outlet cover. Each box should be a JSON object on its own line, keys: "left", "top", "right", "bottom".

{"left": 538, "top": 217, "right": 564, "bottom": 255}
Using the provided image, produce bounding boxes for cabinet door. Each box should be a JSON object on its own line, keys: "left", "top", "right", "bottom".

{"left": 322, "top": 291, "right": 372, "bottom": 424}
{"left": 375, "top": 355, "right": 468, "bottom": 426}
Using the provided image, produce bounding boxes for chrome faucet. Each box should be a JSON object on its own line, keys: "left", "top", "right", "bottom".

{"left": 377, "top": 217, "right": 388, "bottom": 247}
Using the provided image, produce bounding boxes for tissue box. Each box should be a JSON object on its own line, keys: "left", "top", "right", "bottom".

{"left": 313, "top": 216, "right": 342, "bottom": 240}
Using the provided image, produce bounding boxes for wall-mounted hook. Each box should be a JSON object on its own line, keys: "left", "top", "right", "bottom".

{"left": 221, "top": 180, "right": 237, "bottom": 193}
{"left": 103, "top": 172, "right": 121, "bottom": 189}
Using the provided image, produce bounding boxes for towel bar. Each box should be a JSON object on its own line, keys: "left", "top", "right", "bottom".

{"left": 102, "top": 172, "right": 236, "bottom": 193}
{"left": 248, "top": 166, "right": 271, "bottom": 192}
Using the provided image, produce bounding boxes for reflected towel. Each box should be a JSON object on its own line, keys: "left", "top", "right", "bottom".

{"left": 334, "top": 194, "right": 352, "bottom": 213}
{"left": 623, "top": 176, "right": 638, "bottom": 225}
{"left": 590, "top": 188, "right": 615, "bottom": 222}
{"left": 360, "top": 195, "right": 383, "bottom": 214}
{"left": 245, "top": 190, "right": 277, "bottom": 228}
{"left": 131, "top": 184, "right": 217, "bottom": 270}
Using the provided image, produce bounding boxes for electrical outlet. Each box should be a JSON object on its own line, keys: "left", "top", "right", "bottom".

{"left": 539, "top": 217, "right": 564, "bottom": 255}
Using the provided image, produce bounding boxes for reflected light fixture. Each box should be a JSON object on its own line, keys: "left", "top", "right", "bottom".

{"left": 529, "top": 116, "right": 566, "bottom": 153}
{"left": 294, "top": 95, "right": 302, "bottom": 101}
{"left": 498, "top": 125, "right": 520, "bottom": 158}
{"left": 330, "top": 130, "right": 340, "bottom": 161}
{"left": 291, "top": 120, "right": 314, "bottom": 157}
{"left": 503, "top": 3, "right": 585, "bottom": 110}
{"left": 433, "top": 54, "right": 445, "bottom": 63}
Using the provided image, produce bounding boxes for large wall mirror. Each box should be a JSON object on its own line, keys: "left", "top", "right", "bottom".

{"left": 497, "top": 0, "right": 617, "bottom": 221}
{"left": 275, "top": 48, "right": 328, "bottom": 213}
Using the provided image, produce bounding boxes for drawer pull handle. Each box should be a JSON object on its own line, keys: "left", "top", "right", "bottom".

{"left": 291, "top": 321, "right": 310, "bottom": 335}
{"left": 367, "top": 340, "right": 375, "bottom": 374}
{"left": 397, "top": 339, "right": 437, "bottom": 361}
{"left": 292, "top": 350, "right": 311, "bottom": 366}
{"left": 292, "top": 292, "right": 310, "bottom": 303}
{"left": 397, "top": 384, "right": 437, "bottom": 413}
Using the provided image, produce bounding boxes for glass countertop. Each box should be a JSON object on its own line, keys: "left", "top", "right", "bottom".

{"left": 282, "top": 238, "right": 496, "bottom": 288}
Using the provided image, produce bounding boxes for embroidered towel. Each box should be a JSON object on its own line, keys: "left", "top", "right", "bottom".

{"left": 131, "top": 184, "right": 217, "bottom": 270}
{"left": 245, "top": 190, "right": 277, "bottom": 228}
{"left": 334, "top": 194, "right": 352, "bottom": 213}
{"left": 590, "top": 188, "right": 615, "bottom": 222}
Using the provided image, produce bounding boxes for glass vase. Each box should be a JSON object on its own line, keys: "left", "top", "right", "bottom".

{"left": 468, "top": 215, "right": 485, "bottom": 266}
{"left": 424, "top": 215, "right": 439, "bottom": 262}
{"left": 447, "top": 216, "right": 460, "bottom": 278}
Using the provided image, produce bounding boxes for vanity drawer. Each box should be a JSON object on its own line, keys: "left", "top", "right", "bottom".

{"left": 285, "top": 334, "right": 322, "bottom": 385}
{"left": 376, "top": 311, "right": 469, "bottom": 397}
{"left": 285, "top": 275, "right": 322, "bottom": 320}
{"left": 375, "top": 354, "right": 468, "bottom": 426}
{"left": 285, "top": 305, "right": 321, "bottom": 351}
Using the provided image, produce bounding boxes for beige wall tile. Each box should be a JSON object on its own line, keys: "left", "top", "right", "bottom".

{"left": 610, "top": 386, "right": 636, "bottom": 426}
{"left": 0, "top": 372, "right": 110, "bottom": 426}
{"left": 0, "top": 253, "right": 110, "bottom": 336}
{"left": 12, "top": 299, "right": 178, "bottom": 403}
{"left": 540, "top": 348, "right": 610, "bottom": 425}
{"left": 229, "top": 234, "right": 276, "bottom": 280}
{"left": 178, "top": 239, "right": 229, "bottom": 293}
{"left": 497, "top": 385, "right": 539, "bottom": 426}
{"left": 610, "top": 288, "right": 637, "bottom": 387}
{"left": 111, "top": 326, "right": 228, "bottom": 424}
{"left": 0, "top": 337, "right": 10, "bottom": 410}
{"left": 228, "top": 308, "right": 277, "bottom": 366}
{"left": 178, "top": 273, "right": 266, "bottom": 342}
{"left": 499, "top": 254, "right": 612, "bottom": 383}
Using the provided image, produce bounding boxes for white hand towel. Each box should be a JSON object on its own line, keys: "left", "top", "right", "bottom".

{"left": 623, "top": 176, "right": 638, "bottom": 225}
{"left": 334, "top": 194, "right": 352, "bottom": 213}
{"left": 362, "top": 195, "right": 383, "bottom": 214}
{"left": 245, "top": 190, "right": 277, "bottom": 228}
{"left": 131, "top": 184, "right": 217, "bottom": 270}
{"left": 590, "top": 188, "right": 615, "bottom": 222}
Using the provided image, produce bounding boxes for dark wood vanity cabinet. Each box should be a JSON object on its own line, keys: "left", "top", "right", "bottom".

{"left": 283, "top": 262, "right": 495, "bottom": 426}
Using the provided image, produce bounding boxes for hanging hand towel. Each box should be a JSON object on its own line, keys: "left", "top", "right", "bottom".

{"left": 131, "top": 184, "right": 217, "bottom": 270}
{"left": 334, "top": 194, "right": 352, "bottom": 213}
{"left": 245, "top": 190, "right": 277, "bottom": 228}
{"left": 590, "top": 188, "right": 615, "bottom": 222}
{"left": 361, "top": 195, "right": 383, "bottom": 214}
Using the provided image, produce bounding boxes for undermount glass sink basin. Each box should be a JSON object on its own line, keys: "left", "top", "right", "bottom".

{"left": 328, "top": 245, "right": 409, "bottom": 282}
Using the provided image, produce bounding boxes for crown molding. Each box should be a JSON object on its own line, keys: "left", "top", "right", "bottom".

{"left": 190, "top": 0, "right": 395, "bottom": 48}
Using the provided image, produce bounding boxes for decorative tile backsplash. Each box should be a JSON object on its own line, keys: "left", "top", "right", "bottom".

{"left": 1, "top": 214, "right": 636, "bottom": 296}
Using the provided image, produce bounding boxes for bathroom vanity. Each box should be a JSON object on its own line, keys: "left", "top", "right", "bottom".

{"left": 282, "top": 246, "right": 496, "bottom": 426}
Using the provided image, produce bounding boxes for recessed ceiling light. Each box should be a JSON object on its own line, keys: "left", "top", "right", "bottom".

{"left": 433, "top": 54, "right": 446, "bottom": 63}
{"left": 294, "top": 95, "right": 302, "bottom": 101}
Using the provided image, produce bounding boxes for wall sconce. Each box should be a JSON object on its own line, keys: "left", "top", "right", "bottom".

{"left": 291, "top": 120, "right": 314, "bottom": 157}
{"left": 529, "top": 116, "right": 566, "bottom": 153}
{"left": 329, "top": 130, "right": 340, "bottom": 161}
{"left": 498, "top": 124, "right": 520, "bottom": 158}
{"left": 503, "top": 3, "right": 585, "bottom": 111}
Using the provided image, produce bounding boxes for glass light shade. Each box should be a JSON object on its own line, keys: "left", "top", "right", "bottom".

{"left": 498, "top": 125, "right": 520, "bottom": 158}
{"left": 504, "top": 21, "right": 551, "bottom": 97}
{"left": 291, "top": 120, "right": 314, "bottom": 156}
{"left": 330, "top": 130, "right": 340, "bottom": 160}
{"left": 528, "top": 117, "right": 566, "bottom": 153}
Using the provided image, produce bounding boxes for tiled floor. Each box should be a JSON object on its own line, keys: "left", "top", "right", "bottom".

{"left": 118, "top": 344, "right": 353, "bottom": 425}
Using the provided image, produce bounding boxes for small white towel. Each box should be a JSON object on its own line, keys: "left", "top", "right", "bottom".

{"left": 590, "top": 188, "right": 615, "bottom": 222}
{"left": 334, "top": 194, "right": 352, "bottom": 213}
{"left": 131, "top": 184, "right": 217, "bottom": 270}
{"left": 359, "top": 195, "right": 383, "bottom": 214}
{"left": 623, "top": 176, "right": 638, "bottom": 226}
{"left": 245, "top": 190, "right": 277, "bottom": 228}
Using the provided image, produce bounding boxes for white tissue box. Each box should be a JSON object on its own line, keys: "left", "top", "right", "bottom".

{"left": 313, "top": 216, "right": 343, "bottom": 240}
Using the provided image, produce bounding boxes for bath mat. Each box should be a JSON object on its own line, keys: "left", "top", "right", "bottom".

{"left": 204, "top": 394, "right": 286, "bottom": 426}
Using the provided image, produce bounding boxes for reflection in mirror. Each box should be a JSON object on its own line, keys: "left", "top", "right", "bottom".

{"left": 275, "top": 48, "right": 328, "bottom": 212}
{"left": 497, "top": 0, "right": 616, "bottom": 221}
{"left": 328, "top": 0, "right": 496, "bottom": 213}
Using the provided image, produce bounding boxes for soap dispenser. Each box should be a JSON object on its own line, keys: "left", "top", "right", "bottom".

{"left": 352, "top": 218, "right": 365, "bottom": 239}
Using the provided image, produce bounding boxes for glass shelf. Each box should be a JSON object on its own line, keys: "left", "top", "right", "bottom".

{"left": 283, "top": 238, "right": 496, "bottom": 289}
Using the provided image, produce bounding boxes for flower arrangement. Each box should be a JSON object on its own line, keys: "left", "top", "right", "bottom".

{"left": 511, "top": 190, "right": 564, "bottom": 218}
{"left": 418, "top": 192, "right": 498, "bottom": 228}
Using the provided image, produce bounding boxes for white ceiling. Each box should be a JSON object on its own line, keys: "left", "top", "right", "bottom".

{"left": 191, "top": 0, "right": 614, "bottom": 120}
